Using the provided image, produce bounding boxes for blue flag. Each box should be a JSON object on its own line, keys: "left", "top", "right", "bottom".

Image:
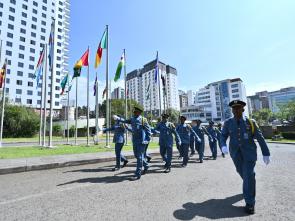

{"left": 48, "top": 20, "right": 55, "bottom": 71}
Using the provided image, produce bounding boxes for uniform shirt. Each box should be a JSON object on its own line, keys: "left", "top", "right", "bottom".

{"left": 207, "top": 126, "right": 218, "bottom": 143}
{"left": 154, "top": 121, "right": 180, "bottom": 146}
{"left": 221, "top": 116, "right": 270, "bottom": 161}
{"left": 118, "top": 115, "right": 151, "bottom": 145}
{"left": 104, "top": 123, "right": 126, "bottom": 144}
{"left": 176, "top": 123, "right": 201, "bottom": 144}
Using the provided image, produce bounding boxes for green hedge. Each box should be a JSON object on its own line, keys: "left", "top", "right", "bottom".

{"left": 281, "top": 132, "right": 295, "bottom": 140}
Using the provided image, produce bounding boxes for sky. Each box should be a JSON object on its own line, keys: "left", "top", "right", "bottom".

{"left": 68, "top": 0, "right": 295, "bottom": 108}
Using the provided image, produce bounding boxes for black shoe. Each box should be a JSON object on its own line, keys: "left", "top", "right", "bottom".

{"left": 142, "top": 167, "right": 149, "bottom": 175}
{"left": 200, "top": 159, "right": 203, "bottom": 163}
{"left": 146, "top": 156, "right": 152, "bottom": 163}
{"left": 121, "top": 160, "right": 128, "bottom": 168}
{"left": 181, "top": 164, "right": 187, "bottom": 168}
{"left": 222, "top": 153, "right": 225, "bottom": 158}
{"left": 112, "top": 167, "right": 120, "bottom": 171}
{"left": 190, "top": 153, "right": 195, "bottom": 157}
{"left": 245, "top": 204, "right": 255, "bottom": 214}
{"left": 130, "top": 175, "right": 141, "bottom": 181}
{"left": 163, "top": 162, "right": 168, "bottom": 169}
{"left": 164, "top": 167, "right": 171, "bottom": 173}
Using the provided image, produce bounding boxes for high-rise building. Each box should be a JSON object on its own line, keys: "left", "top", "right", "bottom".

{"left": 181, "top": 78, "right": 248, "bottom": 121}
{"left": 111, "top": 86, "right": 124, "bottom": 99}
{"left": 178, "top": 90, "right": 188, "bottom": 108}
{"left": 247, "top": 91, "right": 269, "bottom": 114}
{"left": 268, "top": 87, "right": 295, "bottom": 113}
{"left": 187, "top": 90, "right": 195, "bottom": 106}
{"left": 126, "top": 59, "right": 180, "bottom": 116}
{"left": 0, "top": 0, "right": 70, "bottom": 109}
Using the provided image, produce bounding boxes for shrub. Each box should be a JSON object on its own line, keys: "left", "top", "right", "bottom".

{"left": 281, "top": 132, "right": 295, "bottom": 140}
{"left": 52, "top": 124, "right": 62, "bottom": 136}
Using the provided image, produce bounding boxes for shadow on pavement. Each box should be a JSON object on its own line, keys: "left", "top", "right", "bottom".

{"left": 57, "top": 174, "right": 134, "bottom": 186}
{"left": 63, "top": 165, "right": 115, "bottom": 173}
{"left": 173, "top": 194, "right": 249, "bottom": 220}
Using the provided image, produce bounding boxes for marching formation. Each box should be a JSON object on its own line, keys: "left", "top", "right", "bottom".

{"left": 105, "top": 99, "right": 270, "bottom": 215}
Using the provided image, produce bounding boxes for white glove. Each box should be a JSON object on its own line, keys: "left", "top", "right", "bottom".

{"left": 142, "top": 141, "right": 149, "bottom": 145}
{"left": 113, "top": 115, "right": 119, "bottom": 120}
{"left": 263, "top": 156, "right": 270, "bottom": 165}
{"left": 222, "top": 146, "right": 229, "bottom": 154}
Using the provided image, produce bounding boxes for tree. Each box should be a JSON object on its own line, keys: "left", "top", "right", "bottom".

{"left": 166, "top": 108, "right": 180, "bottom": 124}
{"left": 276, "top": 101, "right": 295, "bottom": 122}
{"left": 251, "top": 108, "right": 272, "bottom": 126}
{"left": 1, "top": 104, "right": 40, "bottom": 138}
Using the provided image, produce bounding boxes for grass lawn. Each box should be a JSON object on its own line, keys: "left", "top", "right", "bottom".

{"left": 266, "top": 139, "right": 295, "bottom": 143}
{"left": 0, "top": 142, "right": 160, "bottom": 159}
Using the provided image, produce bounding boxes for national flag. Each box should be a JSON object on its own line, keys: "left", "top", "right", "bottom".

{"left": 0, "top": 60, "right": 7, "bottom": 89}
{"left": 95, "top": 29, "right": 107, "bottom": 68}
{"left": 48, "top": 20, "right": 55, "bottom": 71}
{"left": 72, "top": 49, "right": 89, "bottom": 79}
{"left": 154, "top": 52, "right": 159, "bottom": 83}
{"left": 114, "top": 52, "right": 125, "bottom": 82}
{"left": 34, "top": 47, "right": 45, "bottom": 88}
{"left": 161, "top": 74, "right": 166, "bottom": 95}
{"left": 102, "top": 87, "right": 107, "bottom": 99}
{"left": 60, "top": 73, "right": 69, "bottom": 95}
{"left": 93, "top": 76, "right": 97, "bottom": 96}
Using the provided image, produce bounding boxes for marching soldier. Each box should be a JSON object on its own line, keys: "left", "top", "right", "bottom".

{"left": 192, "top": 119, "right": 212, "bottom": 163}
{"left": 207, "top": 121, "right": 218, "bottom": 160}
{"left": 216, "top": 123, "right": 225, "bottom": 158}
{"left": 103, "top": 119, "right": 129, "bottom": 171}
{"left": 153, "top": 113, "right": 181, "bottom": 173}
{"left": 176, "top": 116, "right": 201, "bottom": 167}
{"left": 221, "top": 100, "right": 270, "bottom": 214}
{"left": 189, "top": 123, "right": 196, "bottom": 157}
{"left": 113, "top": 106, "right": 151, "bottom": 180}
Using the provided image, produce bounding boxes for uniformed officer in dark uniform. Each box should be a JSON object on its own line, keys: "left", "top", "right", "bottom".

{"left": 221, "top": 100, "right": 270, "bottom": 214}
{"left": 113, "top": 106, "right": 151, "bottom": 180}
{"left": 216, "top": 123, "right": 225, "bottom": 158}
{"left": 207, "top": 121, "right": 218, "bottom": 160}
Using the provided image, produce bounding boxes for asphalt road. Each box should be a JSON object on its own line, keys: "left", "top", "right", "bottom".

{"left": 0, "top": 143, "right": 294, "bottom": 221}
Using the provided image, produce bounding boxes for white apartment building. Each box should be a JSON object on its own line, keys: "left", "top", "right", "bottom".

{"left": 181, "top": 78, "right": 248, "bottom": 121}
{"left": 126, "top": 59, "right": 180, "bottom": 116}
{"left": 111, "top": 86, "right": 124, "bottom": 99}
{"left": 0, "top": 0, "right": 70, "bottom": 109}
{"left": 187, "top": 90, "right": 195, "bottom": 106}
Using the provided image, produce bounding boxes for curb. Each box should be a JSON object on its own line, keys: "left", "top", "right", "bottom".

{"left": 0, "top": 152, "right": 162, "bottom": 176}
{"left": 266, "top": 141, "right": 295, "bottom": 145}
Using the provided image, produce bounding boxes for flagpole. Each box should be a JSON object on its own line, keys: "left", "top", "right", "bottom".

{"left": 75, "top": 77, "right": 78, "bottom": 145}
{"left": 124, "top": 49, "right": 128, "bottom": 145}
{"left": 42, "top": 44, "right": 48, "bottom": 147}
{"left": 39, "top": 47, "right": 45, "bottom": 146}
{"left": 95, "top": 72, "right": 99, "bottom": 144}
{"left": 0, "top": 39, "right": 5, "bottom": 147}
{"left": 86, "top": 46, "right": 90, "bottom": 146}
{"left": 66, "top": 75, "right": 70, "bottom": 145}
{"left": 105, "top": 25, "right": 110, "bottom": 148}
{"left": 157, "top": 51, "right": 162, "bottom": 117}
{"left": 48, "top": 18, "right": 56, "bottom": 148}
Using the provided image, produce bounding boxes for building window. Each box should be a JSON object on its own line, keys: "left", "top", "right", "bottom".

{"left": 29, "top": 65, "right": 34, "bottom": 70}
{"left": 41, "top": 28, "right": 46, "bottom": 33}
{"left": 55, "top": 102, "right": 59, "bottom": 106}
{"left": 32, "top": 16, "right": 37, "bottom": 22}
{"left": 30, "top": 40, "right": 36, "bottom": 45}
{"left": 17, "top": 62, "right": 24, "bottom": 68}
{"left": 232, "top": 94, "right": 239, "bottom": 98}
{"left": 21, "top": 20, "right": 26, "bottom": 26}
{"left": 40, "top": 35, "right": 45, "bottom": 41}
{"left": 231, "top": 84, "right": 239, "bottom": 88}
{"left": 17, "top": 71, "right": 23, "bottom": 76}
{"left": 9, "top": 7, "right": 15, "bottom": 13}
{"left": 232, "top": 89, "right": 239, "bottom": 93}
{"left": 41, "top": 21, "right": 46, "bottom": 26}
{"left": 27, "top": 99, "right": 32, "bottom": 105}
{"left": 38, "top": 91, "right": 42, "bottom": 96}
{"left": 0, "top": 3, "right": 3, "bottom": 8}
{"left": 6, "top": 78, "right": 10, "bottom": 84}
{"left": 15, "top": 98, "right": 21, "bottom": 103}
{"left": 22, "top": 4, "right": 28, "bottom": 10}
{"left": 30, "top": 48, "right": 35, "bottom": 53}
{"left": 6, "top": 50, "right": 12, "bottom": 56}
{"left": 16, "top": 89, "right": 22, "bottom": 94}
{"left": 19, "top": 53, "right": 25, "bottom": 58}
{"left": 19, "top": 45, "right": 25, "bottom": 50}
{"left": 55, "top": 94, "right": 59, "bottom": 98}
{"left": 8, "top": 24, "right": 14, "bottom": 30}
{"left": 20, "top": 28, "right": 26, "bottom": 34}
{"left": 22, "top": 12, "right": 27, "bottom": 18}
{"left": 6, "top": 41, "right": 13, "bottom": 47}
{"left": 28, "top": 82, "right": 33, "bottom": 87}
{"left": 28, "top": 73, "right": 34, "bottom": 78}
{"left": 16, "top": 80, "right": 22, "bottom": 85}
{"left": 7, "top": 32, "right": 13, "bottom": 38}
{"left": 33, "top": 1, "right": 38, "bottom": 6}
{"left": 29, "top": 56, "right": 35, "bottom": 62}
{"left": 42, "top": 6, "right": 47, "bottom": 11}
{"left": 32, "top": 9, "right": 37, "bottom": 14}
{"left": 9, "top": 15, "right": 15, "bottom": 21}
{"left": 31, "top": 24, "right": 36, "bottom": 29}
{"left": 10, "top": 0, "right": 16, "bottom": 4}
{"left": 27, "top": 90, "right": 33, "bottom": 95}
{"left": 20, "top": 36, "right": 25, "bottom": 42}
{"left": 42, "top": 13, "right": 46, "bottom": 18}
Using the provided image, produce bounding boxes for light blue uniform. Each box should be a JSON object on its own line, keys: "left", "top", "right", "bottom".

{"left": 207, "top": 126, "right": 218, "bottom": 159}
{"left": 103, "top": 121, "right": 128, "bottom": 168}
{"left": 154, "top": 121, "right": 181, "bottom": 168}
{"left": 117, "top": 115, "right": 151, "bottom": 178}
{"left": 221, "top": 116, "right": 270, "bottom": 206}
{"left": 176, "top": 123, "right": 201, "bottom": 166}
{"left": 192, "top": 125, "right": 210, "bottom": 161}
